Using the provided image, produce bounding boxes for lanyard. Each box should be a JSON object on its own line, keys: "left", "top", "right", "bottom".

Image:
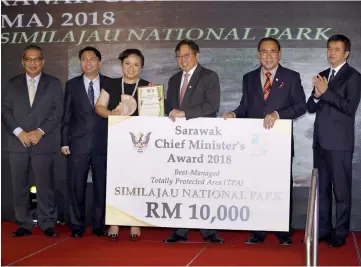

{"left": 122, "top": 78, "right": 140, "bottom": 97}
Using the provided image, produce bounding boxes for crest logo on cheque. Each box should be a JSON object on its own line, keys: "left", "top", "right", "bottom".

{"left": 129, "top": 132, "right": 152, "bottom": 153}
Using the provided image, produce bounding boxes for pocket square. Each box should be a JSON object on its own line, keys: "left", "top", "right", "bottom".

{"left": 278, "top": 82, "right": 284, "bottom": 88}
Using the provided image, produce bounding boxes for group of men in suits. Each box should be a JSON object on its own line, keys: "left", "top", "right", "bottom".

{"left": 2, "top": 35, "right": 360, "bottom": 248}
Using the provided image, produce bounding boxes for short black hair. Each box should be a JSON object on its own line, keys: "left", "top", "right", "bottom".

{"left": 118, "top": 49, "right": 145, "bottom": 68}
{"left": 257, "top": 37, "right": 281, "bottom": 51}
{"left": 23, "top": 45, "right": 43, "bottom": 58}
{"left": 327, "top": 34, "right": 351, "bottom": 52}
{"left": 78, "top": 46, "right": 102, "bottom": 61}
{"left": 175, "top": 39, "right": 200, "bottom": 54}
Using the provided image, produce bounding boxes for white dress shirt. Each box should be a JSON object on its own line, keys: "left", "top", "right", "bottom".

{"left": 179, "top": 64, "right": 198, "bottom": 94}
{"left": 83, "top": 74, "right": 101, "bottom": 104}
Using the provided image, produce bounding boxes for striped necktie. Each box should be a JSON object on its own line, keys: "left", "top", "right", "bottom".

{"left": 263, "top": 72, "right": 272, "bottom": 100}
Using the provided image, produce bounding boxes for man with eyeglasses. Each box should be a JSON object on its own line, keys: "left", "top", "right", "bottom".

{"left": 222, "top": 37, "right": 306, "bottom": 245}
{"left": 2, "top": 45, "right": 63, "bottom": 237}
{"left": 163, "top": 39, "right": 223, "bottom": 243}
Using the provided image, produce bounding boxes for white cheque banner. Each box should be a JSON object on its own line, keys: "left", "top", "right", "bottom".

{"left": 106, "top": 116, "right": 292, "bottom": 231}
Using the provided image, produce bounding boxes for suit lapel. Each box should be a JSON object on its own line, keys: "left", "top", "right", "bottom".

{"left": 174, "top": 71, "right": 182, "bottom": 108}
{"left": 180, "top": 64, "right": 202, "bottom": 109}
{"left": 322, "top": 69, "right": 330, "bottom": 80}
{"left": 77, "top": 74, "right": 93, "bottom": 110}
{"left": 20, "top": 74, "right": 32, "bottom": 109}
{"left": 253, "top": 67, "right": 264, "bottom": 102}
{"left": 31, "top": 73, "right": 47, "bottom": 109}
{"left": 272, "top": 66, "right": 283, "bottom": 90}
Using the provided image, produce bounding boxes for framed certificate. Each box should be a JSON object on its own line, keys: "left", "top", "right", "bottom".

{"left": 137, "top": 85, "right": 165, "bottom": 116}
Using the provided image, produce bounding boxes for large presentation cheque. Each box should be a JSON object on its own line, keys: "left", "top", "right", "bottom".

{"left": 106, "top": 117, "right": 292, "bottom": 231}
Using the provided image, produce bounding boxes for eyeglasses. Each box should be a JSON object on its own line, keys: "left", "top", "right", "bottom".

{"left": 175, "top": 52, "right": 195, "bottom": 60}
{"left": 259, "top": 50, "right": 279, "bottom": 57}
{"left": 23, "top": 57, "right": 43, "bottom": 64}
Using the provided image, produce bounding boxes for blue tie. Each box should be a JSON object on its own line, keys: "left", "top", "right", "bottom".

{"left": 88, "top": 81, "right": 94, "bottom": 108}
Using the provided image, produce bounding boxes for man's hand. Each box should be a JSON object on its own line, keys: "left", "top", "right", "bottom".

{"left": 313, "top": 87, "right": 323, "bottom": 99}
{"left": 169, "top": 109, "right": 185, "bottom": 122}
{"left": 263, "top": 111, "right": 279, "bottom": 129}
{"left": 28, "top": 129, "right": 43, "bottom": 145}
{"left": 312, "top": 75, "right": 328, "bottom": 95}
{"left": 61, "top": 147, "right": 71, "bottom": 156}
{"left": 18, "top": 131, "right": 31, "bottom": 147}
{"left": 222, "top": 112, "right": 236, "bottom": 120}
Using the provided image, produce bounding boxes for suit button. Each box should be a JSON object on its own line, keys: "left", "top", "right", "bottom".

{"left": 29, "top": 114, "right": 31, "bottom": 116}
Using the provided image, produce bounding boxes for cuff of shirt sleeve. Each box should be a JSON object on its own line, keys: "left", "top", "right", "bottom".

{"left": 13, "top": 127, "right": 23, "bottom": 137}
{"left": 38, "top": 128, "right": 45, "bottom": 135}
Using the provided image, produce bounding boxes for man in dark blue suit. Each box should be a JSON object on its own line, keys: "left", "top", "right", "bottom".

{"left": 307, "top": 34, "right": 361, "bottom": 248}
{"left": 223, "top": 37, "right": 306, "bottom": 245}
{"left": 61, "top": 47, "right": 110, "bottom": 238}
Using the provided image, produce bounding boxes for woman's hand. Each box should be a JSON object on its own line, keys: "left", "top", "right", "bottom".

{"left": 111, "top": 109, "right": 122, "bottom": 115}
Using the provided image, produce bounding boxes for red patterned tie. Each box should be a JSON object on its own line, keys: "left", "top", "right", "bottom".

{"left": 263, "top": 72, "right": 272, "bottom": 100}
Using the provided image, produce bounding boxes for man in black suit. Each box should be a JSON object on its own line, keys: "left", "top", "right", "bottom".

{"left": 2, "top": 45, "right": 63, "bottom": 237}
{"left": 307, "top": 34, "right": 361, "bottom": 248}
{"left": 163, "top": 39, "right": 223, "bottom": 243}
{"left": 61, "top": 47, "right": 109, "bottom": 238}
{"left": 223, "top": 37, "right": 306, "bottom": 245}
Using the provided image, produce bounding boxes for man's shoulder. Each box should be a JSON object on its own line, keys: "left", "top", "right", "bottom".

{"left": 346, "top": 64, "right": 361, "bottom": 77}
{"left": 169, "top": 70, "right": 182, "bottom": 81}
{"left": 279, "top": 66, "right": 300, "bottom": 77}
{"left": 100, "top": 74, "right": 113, "bottom": 82}
{"left": 243, "top": 67, "right": 260, "bottom": 79}
{"left": 42, "top": 72, "right": 60, "bottom": 81}
{"left": 40, "top": 73, "right": 61, "bottom": 86}
{"left": 66, "top": 75, "right": 82, "bottom": 85}
{"left": 198, "top": 65, "right": 217, "bottom": 74}
{"left": 8, "top": 73, "right": 24, "bottom": 84}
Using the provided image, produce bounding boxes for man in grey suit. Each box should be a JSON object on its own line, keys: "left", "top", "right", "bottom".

{"left": 2, "top": 45, "right": 63, "bottom": 237}
{"left": 163, "top": 39, "right": 223, "bottom": 243}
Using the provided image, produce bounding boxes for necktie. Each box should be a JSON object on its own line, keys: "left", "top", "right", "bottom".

{"left": 329, "top": 69, "right": 336, "bottom": 81}
{"left": 29, "top": 78, "right": 36, "bottom": 106}
{"left": 263, "top": 72, "right": 272, "bottom": 100}
{"left": 179, "top": 73, "right": 190, "bottom": 105}
{"left": 88, "top": 81, "right": 94, "bottom": 108}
